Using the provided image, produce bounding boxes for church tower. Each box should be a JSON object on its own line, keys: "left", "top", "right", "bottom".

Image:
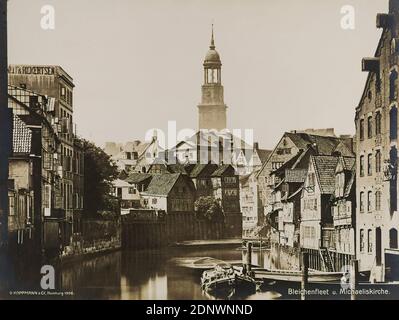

{"left": 198, "top": 26, "right": 227, "bottom": 131}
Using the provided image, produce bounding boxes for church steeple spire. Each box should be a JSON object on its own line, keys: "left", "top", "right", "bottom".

{"left": 198, "top": 26, "right": 227, "bottom": 131}
{"left": 210, "top": 24, "right": 215, "bottom": 50}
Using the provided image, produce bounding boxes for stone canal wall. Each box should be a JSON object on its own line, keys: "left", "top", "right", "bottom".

{"left": 122, "top": 211, "right": 242, "bottom": 249}
{"left": 60, "top": 219, "right": 121, "bottom": 262}
{"left": 270, "top": 243, "right": 301, "bottom": 270}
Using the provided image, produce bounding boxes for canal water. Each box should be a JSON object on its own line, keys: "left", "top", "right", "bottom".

{"left": 58, "top": 245, "right": 278, "bottom": 300}
{"left": 3, "top": 245, "right": 399, "bottom": 300}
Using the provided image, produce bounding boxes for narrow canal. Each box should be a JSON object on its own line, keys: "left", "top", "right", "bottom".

{"left": 3, "top": 245, "right": 399, "bottom": 300}
{"left": 58, "top": 245, "right": 277, "bottom": 300}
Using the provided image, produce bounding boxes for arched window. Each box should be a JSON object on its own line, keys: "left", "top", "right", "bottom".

{"left": 390, "top": 228, "right": 398, "bottom": 249}
{"left": 375, "top": 111, "right": 382, "bottom": 135}
{"left": 390, "top": 146, "right": 398, "bottom": 213}
{"left": 359, "top": 119, "right": 365, "bottom": 141}
{"left": 390, "top": 106, "right": 398, "bottom": 140}
{"left": 368, "top": 153, "right": 372, "bottom": 176}
{"left": 390, "top": 70, "right": 398, "bottom": 102}
{"left": 360, "top": 192, "right": 365, "bottom": 212}
{"left": 367, "top": 191, "right": 372, "bottom": 212}
{"left": 376, "top": 150, "right": 382, "bottom": 173}
{"left": 368, "top": 116, "right": 373, "bottom": 139}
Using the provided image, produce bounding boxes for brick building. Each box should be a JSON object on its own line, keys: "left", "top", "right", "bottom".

{"left": 8, "top": 66, "right": 84, "bottom": 255}
{"left": 8, "top": 86, "right": 61, "bottom": 257}
{"left": 355, "top": 0, "right": 399, "bottom": 280}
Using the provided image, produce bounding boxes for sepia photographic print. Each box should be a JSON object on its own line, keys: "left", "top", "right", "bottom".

{"left": 1, "top": 0, "right": 399, "bottom": 309}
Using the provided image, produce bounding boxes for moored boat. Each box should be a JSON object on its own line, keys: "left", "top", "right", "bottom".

{"left": 252, "top": 267, "right": 345, "bottom": 283}
{"left": 201, "top": 264, "right": 259, "bottom": 298}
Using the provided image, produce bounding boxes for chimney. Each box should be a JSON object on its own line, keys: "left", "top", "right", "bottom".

{"left": 254, "top": 142, "right": 259, "bottom": 150}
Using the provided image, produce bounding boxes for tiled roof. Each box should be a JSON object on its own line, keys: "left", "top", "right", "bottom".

{"left": 284, "top": 132, "right": 354, "bottom": 156}
{"left": 143, "top": 173, "right": 181, "bottom": 196}
{"left": 312, "top": 155, "right": 340, "bottom": 194}
{"left": 13, "top": 115, "right": 32, "bottom": 154}
{"left": 167, "top": 164, "right": 190, "bottom": 174}
{"left": 211, "top": 164, "right": 234, "bottom": 177}
{"left": 125, "top": 172, "right": 153, "bottom": 184}
{"left": 239, "top": 173, "right": 251, "bottom": 185}
{"left": 189, "top": 163, "right": 218, "bottom": 178}
{"left": 285, "top": 169, "right": 308, "bottom": 183}
{"left": 257, "top": 149, "right": 272, "bottom": 165}
{"left": 112, "top": 179, "right": 132, "bottom": 188}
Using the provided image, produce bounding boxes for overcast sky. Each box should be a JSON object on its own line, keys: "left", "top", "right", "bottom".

{"left": 8, "top": 0, "right": 388, "bottom": 149}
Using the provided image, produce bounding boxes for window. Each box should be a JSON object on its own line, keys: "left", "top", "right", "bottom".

{"left": 360, "top": 155, "right": 365, "bottom": 177}
{"left": 359, "top": 119, "right": 364, "bottom": 140}
{"left": 128, "top": 187, "right": 135, "bottom": 194}
{"left": 390, "top": 69, "right": 398, "bottom": 102}
{"left": 152, "top": 198, "right": 157, "bottom": 204}
{"left": 224, "top": 176, "right": 237, "bottom": 184}
{"left": 8, "top": 195, "right": 15, "bottom": 216}
{"left": 390, "top": 146, "right": 398, "bottom": 213}
{"left": 367, "top": 191, "right": 372, "bottom": 212}
{"left": 390, "top": 228, "right": 398, "bottom": 249}
{"left": 308, "top": 172, "right": 316, "bottom": 187}
{"left": 375, "top": 112, "right": 382, "bottom": 135}
{"left": 60, "top": 85, "right": 66, "bottom": 99}
{"left": 368, "top": 229, "right": 373, "bottom": 253}
{"left": 360, "top": 229, "right": 365, "bottom": 252}
{"left": 272, "top": 162, "right": 284, "bottom": 170}
{"left": 375, "top": 191, "right": 382, "bottom": 211}
{"left": 368, "top": 116, "right": 373, "bottom": 139}
{"left": 376, "top": 150, "right": 382, "bottom": 173}
{"left": 360, "top": 192, "right": 364, "bottom": 212}
{"left": 390, "top": 106, "right": 398, "bottom": 140}
{"left": 368, "top": 153, "right": 372, "bottom": 176}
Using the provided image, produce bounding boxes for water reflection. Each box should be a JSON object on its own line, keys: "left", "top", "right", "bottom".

{"left": 59, "top": 246, "right": 253, "bottom": 300}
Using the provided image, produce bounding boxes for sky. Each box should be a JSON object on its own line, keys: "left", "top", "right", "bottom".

{"left": 7, "top": 0, "right": 388, "bottom": 150}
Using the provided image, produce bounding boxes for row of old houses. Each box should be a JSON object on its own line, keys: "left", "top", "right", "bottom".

{"left": 6, "top": 65, "right": 85, "bottom": 260}
{"left": 252, "top": 0, "right": 399, "bottom": 282}
{"left": 255, "top": 130, "right": 356, "bottom": 273}
{"left": 111, "top": 162, "right": 242, "bottom": 238}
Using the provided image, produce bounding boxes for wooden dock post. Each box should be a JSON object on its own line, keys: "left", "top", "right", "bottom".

{"left": 301, "top": 252, "right": 309, "bottom": 300}
{"left": 350, "top": 259, "right": 359, "bottom": 300}
{"left": 246, "top": 241, "right": 253, "bottom": 273}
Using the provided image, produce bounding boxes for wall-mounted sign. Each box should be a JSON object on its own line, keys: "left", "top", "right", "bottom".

{"left": 8, "top": 65, "right": 55, "bottom": 76}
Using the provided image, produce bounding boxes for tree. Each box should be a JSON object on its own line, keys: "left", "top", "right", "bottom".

{"left": 79, "top": 138, "right": 119, "bottom": 219}
{"left": 194, "top": 196, "right": 225, "bottom": 223}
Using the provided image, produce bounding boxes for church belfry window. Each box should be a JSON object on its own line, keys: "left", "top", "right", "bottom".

{"left": 390, "top": 106, "right": 398, "bottom": 141}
